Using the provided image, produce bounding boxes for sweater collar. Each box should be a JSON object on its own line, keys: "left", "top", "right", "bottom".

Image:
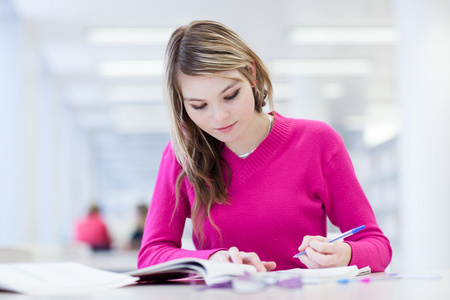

{"left": 221, "top": 111, "right": 291, "bottom": 183}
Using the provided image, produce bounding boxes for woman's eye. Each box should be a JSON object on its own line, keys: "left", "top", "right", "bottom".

{"left": 224, "top": 89, "right": 239, "bottom": 100}
{"left": 192, "top": 103, "right": 207, "bottom": 110}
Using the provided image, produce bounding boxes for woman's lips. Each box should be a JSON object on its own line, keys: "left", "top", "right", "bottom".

{"left": 216, "top": 121, "right": 237, "bottom": 133}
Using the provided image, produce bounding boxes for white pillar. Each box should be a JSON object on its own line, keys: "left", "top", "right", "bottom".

{"left": 20, "top": 21, "right": 41, "bottom": 245}
{"left": 395, "top": 0, "right": 450, "bottom": 271}
{"left": 0, "top": 1, "right": 23, "bottom": 245}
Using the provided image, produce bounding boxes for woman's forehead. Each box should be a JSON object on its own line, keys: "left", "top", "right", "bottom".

{"left": 178, "top": 70, "right": 244, "bottom": 94}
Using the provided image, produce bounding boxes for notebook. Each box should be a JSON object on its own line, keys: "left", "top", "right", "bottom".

{"left": 273, "top": 265, "right": 371, "bottom": 284}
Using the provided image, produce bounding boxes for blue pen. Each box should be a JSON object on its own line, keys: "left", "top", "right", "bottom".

{"left": 293, "top": 225, "right": 366, "bottom": 258}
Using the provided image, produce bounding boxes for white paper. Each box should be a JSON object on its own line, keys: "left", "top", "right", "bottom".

{"left": 0, "top": 262, "right": 137, "bottom": 295}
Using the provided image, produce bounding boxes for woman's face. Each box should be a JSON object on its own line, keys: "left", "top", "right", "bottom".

{"left": 179, "top": 69, "right": 258, "bottom": 148}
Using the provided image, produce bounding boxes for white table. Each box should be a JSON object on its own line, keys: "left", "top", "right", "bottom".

{"left": 1, "top": 269, "right": 449, "bottom": 300}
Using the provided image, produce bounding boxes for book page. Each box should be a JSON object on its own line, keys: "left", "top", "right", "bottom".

{"left": 201, "top": 260, "right": 257, "bottom": 285}
{"left": 0, "top": 262, "right": 137, "bottom": 295}
{"left": 272, "top": 266, "right": 371, "bottom": 284}
{"left": 129, "top": 258, "right": 257, "bottom": 285}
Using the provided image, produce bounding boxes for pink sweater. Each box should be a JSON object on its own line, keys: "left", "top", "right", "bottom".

{"left": 75, "top": 214, "right": 111, "bottom": 249}
{"left": 138, "top": 112, "right": 392, "bottom": 271}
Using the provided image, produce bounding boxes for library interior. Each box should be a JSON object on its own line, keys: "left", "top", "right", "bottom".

{"left": 1, "top": 0, "right": 450, "bottom": 298}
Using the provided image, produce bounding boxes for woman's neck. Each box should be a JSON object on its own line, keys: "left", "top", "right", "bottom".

{"left": 226, "top": 112, "right": 272, "bottom": 157}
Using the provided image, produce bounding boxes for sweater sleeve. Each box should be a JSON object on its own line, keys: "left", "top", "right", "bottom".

{"left": 321, "top": 130, "right": 392, "bottom": 272}
{"left": 137, "top": 142, "right": 221, "bottom": 268}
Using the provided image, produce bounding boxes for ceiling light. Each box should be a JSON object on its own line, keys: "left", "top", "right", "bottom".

{"left": 271, "top": 59, "right": 372, "bottom": 76}
{"left": 87, "top": 28, "right": 174, "bottom": 44}
{"left": 289, "top": 27, "right": 397, "bottom": 45}
{"left": 98, "top": 60, "right": 163, "bottom": 77}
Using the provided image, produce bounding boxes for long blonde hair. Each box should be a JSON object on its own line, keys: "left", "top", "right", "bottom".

{"left": 164, "top": 20, "right": 274, "bottom": 243}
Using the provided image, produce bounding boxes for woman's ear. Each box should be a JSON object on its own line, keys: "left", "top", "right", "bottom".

{"left": 247, "top": 62, "right": 257, "bottom": 86}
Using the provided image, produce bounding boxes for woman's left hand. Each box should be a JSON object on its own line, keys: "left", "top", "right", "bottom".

{"left": 296, "top": 235, "right": 352, "bottom": 269}
{"left": 209, "top": 246, "right": 276, "bottom": 272}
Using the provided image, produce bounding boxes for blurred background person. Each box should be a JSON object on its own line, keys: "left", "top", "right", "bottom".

{"left": 128, "top": 204, "right": 149, "bottom": 250}
{"left": 74, "top": 204, "right": 112, "bottom": 252}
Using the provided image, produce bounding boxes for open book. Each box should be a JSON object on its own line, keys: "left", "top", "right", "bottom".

{"left": 127, "top": 259, "right": 369, "bottom": 286}
{"left": 0, "top": 260, "right": 369, "bottom": 295}
{"left": 0, "top": 259, "right": 256, "bottom": 295}
{"left": 127, "top": 257, "right": 258, "bottom": 286}
{"left": 0, "top": 262, "right": 138, "bottom": 296}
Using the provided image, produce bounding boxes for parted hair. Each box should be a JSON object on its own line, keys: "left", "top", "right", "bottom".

{"left": 164, "top": 20, "right": 274, "bottom": 244}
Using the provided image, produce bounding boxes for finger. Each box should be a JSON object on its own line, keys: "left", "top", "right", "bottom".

{"left": 324, "top": 242, "right": 352, "bottom": 267}
{"left": 228, "top": 247, "right": 243, "bottom": 264}
{"left": 313, "top": 236, "right": 329, "bottom": 242}
{"left": 304, "top": 246, "right": 333, "bottom": 267}
{"left": 241, "top": 252, "right": 266, "bottom": 272}
{"left": 298, "top": 235, "right": 314, "bottom": 251}
{"left": 298, "top": 249, "right": 321, "bottom": 269}
{"left": 298, "top": 235, "right": 328, "bottom": 251}
{"left": 262, "top": 261, "right": 277, "bottom": 271}
{"left": 210, "top": 250, "right": 231, "bottom": 263}
{"left": 309, "top": 239, "right": 338, "bottom": 254}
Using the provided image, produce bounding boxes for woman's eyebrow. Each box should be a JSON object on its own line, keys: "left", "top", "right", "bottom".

{"left": 183, "top": 81, "right": 239, "bottom": 102}
{"left": 219, "top": 81, "right": 238, "bottom": 96}
{"left": 183, "top": 97, "right": 204, "bottom": 102}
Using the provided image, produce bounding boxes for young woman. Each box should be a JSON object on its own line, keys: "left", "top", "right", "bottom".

{"left": 137, "top": 20, "right": 392, "bottom": 272}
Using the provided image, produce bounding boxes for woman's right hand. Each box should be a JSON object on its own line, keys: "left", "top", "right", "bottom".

{"left": 209, "top": 246, "right": 276, "bottom": 272}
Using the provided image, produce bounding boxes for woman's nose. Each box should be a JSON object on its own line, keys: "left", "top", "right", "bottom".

{"left": 214, "top": 107, "right": 229, "bottom": 123}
